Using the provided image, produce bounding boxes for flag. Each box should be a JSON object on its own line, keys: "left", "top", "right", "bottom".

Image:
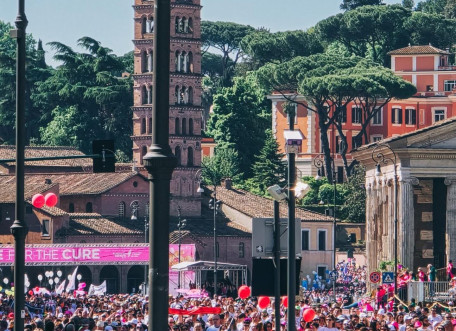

{"left": 88, "top": 281, "right": 107, "bottom": 296}
{"left": 66, "top": 266, "right": 78, "bottom": 292}
{"left": 56, "top": 280, "right": 66, "bottom": 295}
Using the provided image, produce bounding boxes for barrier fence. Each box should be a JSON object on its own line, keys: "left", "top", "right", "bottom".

{"left": 407, "top": 281, "right": 453, "bottom": 302}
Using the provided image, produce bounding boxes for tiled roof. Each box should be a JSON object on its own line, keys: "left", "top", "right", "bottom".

{"left": 0, "top": 146, "right": 91, "bottom": 167}
{"left": 0, "top": 175, "right": 56, "bottom": 203}
{"left": 56, "top": 214, "right": 144, "bottom": 236}
{"left": 354, "top": 117, "right": 456, "bottom": 152}
{"left": 388, "top": 45, "right": 449, "bottom": 55}
{"left": 0, "top": 172, "right": 145, "bottom": 198}
{"left": 212, "top": 186, "right": 335, "bottom": 222}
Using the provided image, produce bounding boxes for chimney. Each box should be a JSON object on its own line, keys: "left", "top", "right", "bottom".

{"left": 224, "top": 178, "right": 232, "bottom": 190}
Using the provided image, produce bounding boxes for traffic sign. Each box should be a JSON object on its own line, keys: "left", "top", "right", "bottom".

{"left": 369, "top": 271, "right": 381, "bottom": 283}
{"left": 382, "top": 272, "right": 394, "bottom": 284}
{"left": 329, "top": 271, "right": 338, "bottom": 281}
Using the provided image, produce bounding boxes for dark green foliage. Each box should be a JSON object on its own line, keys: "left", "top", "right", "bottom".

{"left": 206, "top": 74, "right": 270, "bottom": 179}
{"left": 340, "top": 0, "right": 383, "bottom": 10}
{"left": 35, "top": 37, "right": 133, "bottom": 156}
{"left": 341, "top": 165, "right": 366, "bottom": 222}
{"left": 416, "top": 0, "right": 447, "bottom": 14}
{"left": 402, "top": 0, "right": 415, "bottom": 9}
{"left": 242, "top": 130, "right": 286, "bottom": 196}
{"left": 201, "top": 147, "right": 242, "bottom": 186}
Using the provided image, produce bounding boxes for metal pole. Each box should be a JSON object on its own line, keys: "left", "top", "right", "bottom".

{"left": 178, "top": 207, "right": 182, "bottom": 289}
{"left": 333, "top": 162, "right": 337, "bottom": 270}
{"left": 214, "top": 188, "right": 218, "bottom": 297}
{"left": 394, "top": 165, "right": 398, "bottom": 307}
{"left": 143, "top": 1, "right": 176, "bottom": 331}
{"left": 274, "top": 200, "right": 281, "bottom": 331}
{"left": 288, "top": 110, "right": 296, "bottom": 331}
{"left": 144, "top": 217, "right": 147, "bottom": 295}
{"left": 10, "top": 1, "right": 28, "bottom": 331}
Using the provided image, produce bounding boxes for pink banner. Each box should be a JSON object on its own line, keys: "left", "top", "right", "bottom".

{"left": 0, "top": 244, "right": 196, "bottom": 266}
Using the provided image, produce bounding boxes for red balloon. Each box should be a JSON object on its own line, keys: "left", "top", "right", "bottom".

{"left": 303, "top": 309, "right": 316, "bottom": 322}
{"left": 28, "top": 290, "right": 33, "bottom": 296}
{"left": 45, "top": 193, "right": 58, "bottom": 207}
{"left": 238, "top": 285, "right": 251, "bottom": 299}
{"left": 258, "top": 296, "right": 270, "bottom": 309}
{"left": 281, "top": 296, "right": 288, "bottom": 307}
{"left": 34, "top": 286, "right": 39, "bottom": 292}
{"left": 32, "top": 194, "right": 45, "bottom": 208}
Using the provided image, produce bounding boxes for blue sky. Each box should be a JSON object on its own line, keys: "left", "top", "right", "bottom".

{"left": 0, "top": 0, "right": 402, "bottom": 66}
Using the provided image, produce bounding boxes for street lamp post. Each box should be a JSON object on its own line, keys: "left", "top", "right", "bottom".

{"left": 372, "top": 143, "right": 398, "bottom": 308}
{"left": 209, "top": 192, "right": 221, "bottom": 297}
{"left": 177, "top": 206, "right": 187, "bottom": 289}
{"left": 11, "top": 0, "right": 28, "bottom": 330}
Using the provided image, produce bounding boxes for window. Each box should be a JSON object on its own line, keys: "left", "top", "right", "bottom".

{"left": 118, "top": 202, "right": 126, "bottom": 218}
{"left": 301, "top": 230, "right": 309, "bottom": 251}
{"left": 42, "top": 219, "right": 50, "bottom": 236}
{"left": 372, "top": 108, "right": 382, "bottom": 125}
{"left": 148, "top": 118, "right": 152, "bottom": 134}
{"left": 351, "top": 107, "right": 362, "bottom": 124}
{"left": 444, "top": 80, "right": 456, "bottom": 92}
{"left": 434, "top": 109, "right": 446, "bottom": 123}
{"left": 141, "top": 118, "right": 146, "bottom": 134}
{"left": 187, "top": 147, "right": 194, "bottom": 166}
{"left": 405, "top": 108, "right": 416, "bottom": 125}
{"left": 189, "top": 118, "right": 193, "bottom": 136}
{"left": 391, "top": 108, "right": 402, "bottom": 124}
{"left": 337, "top": 106, "right": 347, "bottom": 123}
{"left": 426, "top": 85, "right": 433, "bottom": 92}
{"left": 317, "top": 266, "right": 327, "bottom": 280}
{"left": 318, "top": 230, "right": 326, "bottom": 251}
{"left": 372, "top": 135, "right": 383, "bottom": 142}
{"left": 286, "top": 104, "right": 298, "bottom": 125}
{"left": 182, "top": 118, "right": 187, "bottom": 135}
{"left": 175, "top": 146, "right": 181, "bottom": 166}
{"left": 175, "top": 118, "right": 180, "bottom": 135}
{"left": 69, "top": 203, "right": 75, "bottom": 213}
{"left": 216, "top": 242, "right": 219, "bottom": 258}
{"left": 86, "top": 202, "right": 93, "bottom": 213}
{"left": 141, "top": 146, "right": 147, "bottom": 165}
{"left": 238, "top": 242, "right": 245, "bottom": 258}
{"left": 352, "top": 136, "right": 361, "bottom": 149}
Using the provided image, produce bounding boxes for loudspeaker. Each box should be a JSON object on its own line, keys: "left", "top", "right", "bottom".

{"left": 251, "top": 259, "right": 301, "bottom": 296}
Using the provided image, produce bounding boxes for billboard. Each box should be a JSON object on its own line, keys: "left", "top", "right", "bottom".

{"left": 0, "top": 244, "right": 196, "bottom": 266}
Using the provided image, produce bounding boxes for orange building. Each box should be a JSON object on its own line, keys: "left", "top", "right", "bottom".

{"left": 270, "top": 45, "right": 456, "bottom": 181}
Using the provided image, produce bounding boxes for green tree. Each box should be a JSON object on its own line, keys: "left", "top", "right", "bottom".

{"left": 243, "top": 129, "right": 286, "bottom": 196}
{"left": 201, "top": 21, "right": 255, "bottom": 87}
{"left": 445, "top": 0, "right": 456, "bottom": 18}
{"left": 341, "top": 165, "right": 366, "bottom": 223}
{"left": 206, "top": 74, "right": 270, "bottom": 179}
{"left": 316, "top": 5, "right": 411, "bottom": 65}
{"left": 416, "top": 0, "right": 447, "bottom": 14}
{"left": 402, "top": 0, "right": 415, "bottom": 9}
{"left": 340, "top": 0, "right": 383, "bottom": 10}
{"left": 35, "top": 37, "right": 133, "bottom": 156}
{"left": 241, "top": 30, "right": 323, "bottom": 69}
{"left": 201, "top": 147, "right": 242, "bottom": 186}
{"left": 0, "top": 21, "right": 52, "bottom": 143}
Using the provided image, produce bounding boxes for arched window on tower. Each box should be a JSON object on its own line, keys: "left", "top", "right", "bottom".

{"left": 118, "top": 201, "right": 126, "bottom": 218}
{"left": 182, "top": 118, "right": 187, "bottom": 135}
{"left": 175, "top": 118, "right": 180, "bottom": 135}
{"left": 141, "top": 146, "right": 148, "bottom": 165}
{"left": 142, "top": 17, "right": 147, "bottom": 34}
{"left": 175, "top": 146, "right": 181, "bottom": 166}
{"left": 141, "top": 118, "right": 146, "bottom": 134}
{"left": 147, "top": 50, "right": 153, "bottom": 72}
{"left": 178, "top": 17, "right": 184, "bottom": 33}
{"left": 148, "top": 117, "right": 152, "bottom": 134}
{"left": 141, "top": 51, "right": 147, "bottom": 73}
{"left": 175, "top": 51, "right": 181, "bottom": 72}
{"left": 180, "top": 52, "right": 186, "bottom": 73}
{"left": 188, "top": 17, "right": 193, "bottom": 33}
{"left": 142, "top": 86, "right": 148, "bottom": 105}
{"left": 175, "top": 17, "right": 180, "bottom": 34}
{"left": 147, "top": 16, "right": 154, "bottom": 33}
{"left": 175, "top": 86, "right": 180, "bottom": 104}
{"left": 189, "top": 118, "right": 193, "bottom": 136}
{"left": 187, "top": 147, "right": 193, "bottom": 166}
{"left": 181, "top": 86, "right": 187, "bottom": 104}
{"left": 188, "top": 87, "right": 193, "bottom": 104}
{"left": 183, "top": 17, "right": 189, "bottom": 33}
{"left": 188, "top": 52, "right": 193, "bottom": 73}
{"left": 147, "top": 85, "right": 152, "bottom": 104}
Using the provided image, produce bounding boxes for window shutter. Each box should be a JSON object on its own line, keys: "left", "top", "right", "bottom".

{"left": 399, "top": 109, "right": 403, "bottom": 124}
{"left": 405, "top": 109, "right": 409, "bottom": 124}
{"left": 412, "top": 109, "right": 416, "bottom": 124}
{"left": 392, "top": 108, "right": 396, "bottom": 124}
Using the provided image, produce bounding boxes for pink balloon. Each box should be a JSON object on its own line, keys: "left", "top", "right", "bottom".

{"left": 32, "top": 194, "right": 45, "bottom": 208}
{"left": 238, "top": 285, "right": 250, "bottom": 299}
{"left": 45, "top": 193, "right": 58, "bottom": 207}
{"left": 258, "top": 296, "right": 270, "bottom": 309}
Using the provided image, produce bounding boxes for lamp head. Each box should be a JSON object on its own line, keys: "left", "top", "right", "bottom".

{"left": 315, "top": 169, "right": 322, "bottom": 181}
{"left": 375, "top": 164, "right": 382, "bottom": 177}
{"left": 197, "top": 184, "right": 204, "bottom": 193}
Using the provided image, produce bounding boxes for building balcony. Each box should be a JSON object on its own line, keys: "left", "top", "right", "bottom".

{"left": 414, "top": 91, "right": 451, "bottom": 97}
{"left": 438, "top": 65, "right": 456, "bottom": 71}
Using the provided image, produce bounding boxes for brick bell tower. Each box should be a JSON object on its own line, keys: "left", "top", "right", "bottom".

{"left": 132, "top": 0, "right": 203, "bottom": 216}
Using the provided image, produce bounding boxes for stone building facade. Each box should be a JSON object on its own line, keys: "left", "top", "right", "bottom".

{"left": 352, "top": 118, "right": 456, "bottom": 277}
{"left": 132, "top": 0, "right": 203, "bottom": 216}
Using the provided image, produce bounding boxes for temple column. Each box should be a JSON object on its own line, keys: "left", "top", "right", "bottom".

{"left": 445, "top": 177, "right": 456, "bottom": 261}
{"left": 400, "top": 177, "right": 419, "bottom": 270}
